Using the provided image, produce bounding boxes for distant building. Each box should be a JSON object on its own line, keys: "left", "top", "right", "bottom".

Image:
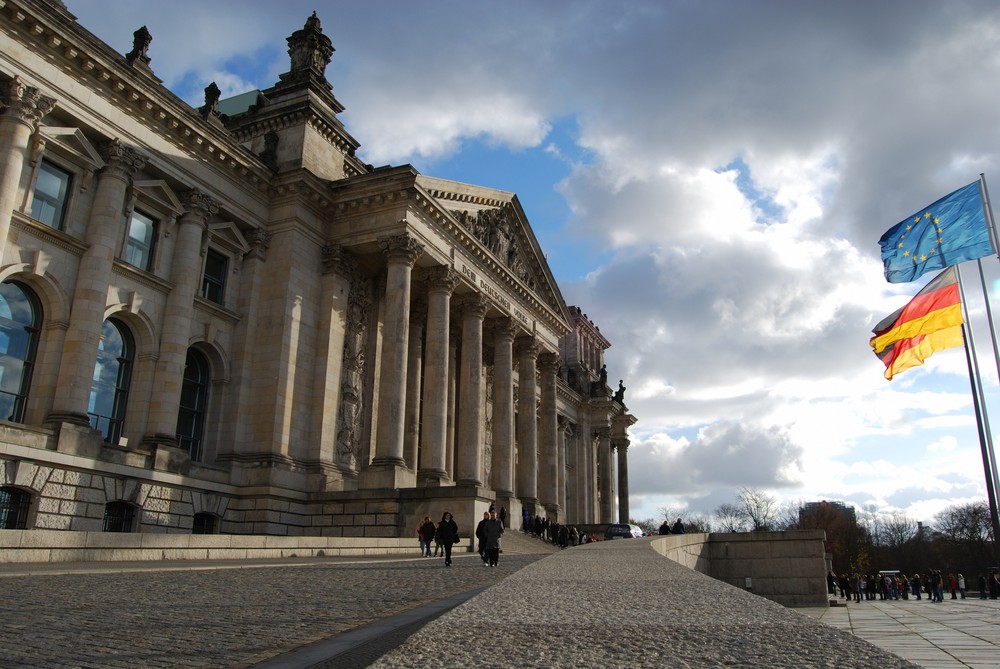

{"left": 799, "top": 500, "right": 857, "bottom": 526}
{"left": 0, "top": 2, "right": 635, "bottom": 535}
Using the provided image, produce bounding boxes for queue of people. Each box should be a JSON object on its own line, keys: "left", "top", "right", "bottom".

{"left": 827, "top": 569, "right": 985, "bottom": 602}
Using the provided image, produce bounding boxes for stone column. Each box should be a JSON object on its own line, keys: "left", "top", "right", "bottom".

{"left": 418, "top": 267, "right": 458, "bottom": 485}
{"left": 515, "top": 336, "right": 539, "bottom": 510}
{"left": 0, "top": 77, "right": 55, "bottom": 259}
{"left": 455, "top": 293, "right": 489, "bottom": 485}
{"left": 615, "top": 436, "right": 630, "bottom": 523}
{"left": 538, "top": 351, "right": 560, "bottom": 519}
{"left": 47, "top": 140, "right": 145, "bottom": 427}
{"left": 143, "top": 190, "right": 218, "bottom": 449}
{"left": 597, "top": 425, "right": 614, "bottom": 523}
{"left": 558, "top": 416, "right": 570, "bottom": 519}
{"left": 446, "top": 325, "right": 459, "bottom": 478}
{"left": 363, "top": 233, "right": 423, "bottom": 486}
{"left": 403, "top": 300, "right": 425, "bottom": 470}
{"left": 578, "top": 412, "right": 592, "bottom": 523}
{"left": 489, "top": 318, "right": 515, "bottom": 499}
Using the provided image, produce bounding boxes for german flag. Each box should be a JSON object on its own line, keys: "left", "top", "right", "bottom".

{"left": 870, "top": 266, "right": 964, "bottom": 380}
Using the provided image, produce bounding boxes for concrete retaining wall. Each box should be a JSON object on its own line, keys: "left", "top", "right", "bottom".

{"left": 0, "top": 528, "right": 428, "bottom": 563}
{"left": 652, "top": 530, "right": 829, "bottom": 607}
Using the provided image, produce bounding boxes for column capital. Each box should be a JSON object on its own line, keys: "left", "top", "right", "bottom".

{"left": 487, "top": 317, "right": 516, "bottom": 343}
{"left": 322, "top": 242, "right": 357, "bottom": 277}
{"left": 514, "top": 335, "right": 540, "bottom": 359}
{"left": 456, "top": 292, "right": 489, "bottom": 319}
{"left": 422, "top": 265, "right": 460, "bottom": 294}
{"left": 1, "top": 76, "right": 56, "bottom": 130}
{"left": 558, "top": 415, "right": 573, "bottom": 434}
{"left": 98, "top": 139, "right": 146, "bottom": 182}
{"left": 179, "top": 189, "right": 220, "bottom": 222}
{"left": 538, "top": 350, "right": 561, "bottom": 374}
{"left": 378, "top": 232, "right": 424, "bottom": 266}
{"left": 594, "top": 425, "right": 611, "bottom": 439}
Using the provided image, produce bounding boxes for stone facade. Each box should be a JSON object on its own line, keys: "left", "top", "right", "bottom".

{"left": 0, "top": 1, "right": 635, "bottom": 537}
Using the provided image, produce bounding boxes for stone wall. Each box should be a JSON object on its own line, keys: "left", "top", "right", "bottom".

{"left": 652, "top": 530, "right": 829, "bottom": 608}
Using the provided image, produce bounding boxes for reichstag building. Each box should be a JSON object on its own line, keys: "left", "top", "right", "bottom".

{"left": 0, "top": 0, "right": 635, "bottom": 537}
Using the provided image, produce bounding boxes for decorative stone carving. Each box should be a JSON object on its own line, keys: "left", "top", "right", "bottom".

{"left": 98, "top": 139, "right": 146, "bottom": 182}
{"left": 245, "top": 229, "right": 272, "bottom": 262}
{"left": 378, "top": 232, "right": 424, "bottom": 266}
{"left": 2, "top": 76, "right": 56, "bottom": 130}
{"left": 322, "top": 243, "right": 356, "bottom": 277}
{"left": 423, "top": 266, "right": 460, "bottom": 294}
{"left": 180, "top": 189, "right": 219, "bottom": 222}
{"left": 125, "top": 26, "right": 152, "bottom": 67}
{"left": 201, "top": 82, "right": 221, "bottom": 119}
{"left": 282, "top": 12, "right": 334, "bottom": 84}
{"left": 335, "top": 271, "right": 372, "bottom": 470}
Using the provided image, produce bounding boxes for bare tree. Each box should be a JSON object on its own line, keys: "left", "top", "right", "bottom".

{"left": 714, "top": 502, "right": 748, "bottom": 532}
{"left": 882, "top": 511, "right": 917, "bottom": 549}
{"left": 737, "top": 486, "right": 779, "bottom": 531}
{"left": 935, "top": 501, "right": 993, "bottom": 544}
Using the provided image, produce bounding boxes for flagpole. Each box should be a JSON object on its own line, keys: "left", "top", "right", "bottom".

{"left": 957, "top": 264, "right": 1000, "bottom": 555}
{"left": 979, "top": 174, "right": 1000, "bottom": 261}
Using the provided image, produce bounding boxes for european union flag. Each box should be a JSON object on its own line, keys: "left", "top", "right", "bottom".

{"left": 878, "top": 181, "right": 994, "bottom": 283}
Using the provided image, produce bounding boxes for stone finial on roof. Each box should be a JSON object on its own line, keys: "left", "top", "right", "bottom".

{"left": 125, "top": 25, "right": 152, "bottom": 67}
{"left": 287, "top": 11, "right": 334, "bottom": 79}
{"left": 201, "top": 82, "right": 221, "bottom": 119}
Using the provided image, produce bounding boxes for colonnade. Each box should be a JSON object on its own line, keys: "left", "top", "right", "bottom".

{"left": 357, "top": 231, "right": 632, "bottom": 524}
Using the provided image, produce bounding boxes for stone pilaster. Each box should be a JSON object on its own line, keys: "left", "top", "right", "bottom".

{"left": 48, "top": 140, "right": 145, "bottom": 429}
{"left": 455, "top": 293, "right": 489, "bottom": 485}
{"left": 538, "top": 351, "right": 560, "bottom": 519}
{"left": 558, "top": 415, "right": 570, "bottom": 520}
{"left": 514, "top": 336, "right": 539, "bottom": 510}
{"left": 361, "top": 232, "right": 423, "bottom": 488}
{"left": 143, "top": 190, "right": 218, "bottom": 452}
{"left": 403, "top": 299, "right": 425, "bottom": 470}
{"left": 615, "top": 436, "right": 630, "bottom": 523}
{"left": 0, "top": 77, "right": 55, "bottom": 260}
{"left": 596, "top": 425, "right": 614, "bottom": 524}
{"left": 489, "top": 318, "right": 515, "bottom": 498}
{"left": 418, "top": 267, "right": 459, "bottom": 485}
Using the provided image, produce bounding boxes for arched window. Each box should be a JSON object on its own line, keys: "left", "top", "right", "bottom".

{"left": 0, "top": 281, "right": 41, "bottom": 423}
{"left": 88, "top": 319, "right": 134, "bottom": 444}
{"left": 192, "top": 512, "right": 217, "bottom": 534}
{"left": 176, "top": 349, "right": 209, "bottom": 461}
{"left": 0, "top": 486, "right": 31, "bottom": 529}
{"left": 102, "top": 500, "right": 136, "bottom": 532}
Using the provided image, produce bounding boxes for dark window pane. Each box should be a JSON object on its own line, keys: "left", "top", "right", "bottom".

{"left": 125, "top": 210, "right": 157, "bottom": 271}
{"left": 0, "top": 487, "right": 31, "bottom": 529}
{"left": 192, "top": 512, "right": 216, "bottom": 534}
{"left": 0, "top": 282, "right": 40, "bottom": 423}
{"left": 201, "top": 249, "right": 228, "bottom": 304}
{"left": 176, "top": 349, "right": 208, "bottom": 461}
{"left": 30, "top": 161, "right": 72, "bottom": 229}
{"left": 102, "top": 501, "right": 135, "bottom": 532}
{"left": 88, "top": 319, "right": 133, "bottom": 443}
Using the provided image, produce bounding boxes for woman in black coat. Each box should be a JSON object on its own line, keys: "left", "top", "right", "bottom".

{"left": 436, "top": 511, "right": 459, "bottom": 566}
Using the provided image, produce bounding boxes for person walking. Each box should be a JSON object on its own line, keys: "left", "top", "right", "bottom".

{"left": 436, "top": 511, "right": 459, "bottom": 566}
{"left": 475, "top": 511, "right": 490, "bottom": 566}
{"left": 482, "top": 509, "right": 504, "bottom": 567}
{"left": 417, "top": 515, "right": 436, "bottom": 557}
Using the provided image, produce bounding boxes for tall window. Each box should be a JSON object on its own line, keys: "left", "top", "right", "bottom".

{"left": 176, "top": 349, "right": 209, "bottom": 461}
{"left": 201, "top": 249, "right": 228, "bottom": 305}
{"left": 125, "top": 209, "right": 157, "bottom": 271}
{"left": 0, "top": 486, "right": 31, "bottom": 529}
{"left": 30, "top": 160, "right": 72, "bottom": 229}
{"left": 102, "top": 500, "right": 135, "bottom": 532}
{"left": 88, "top": 319, "right": 134, "bottom": 444}
{"left": 0, "top": 282, "right": 40, "bottom": 423}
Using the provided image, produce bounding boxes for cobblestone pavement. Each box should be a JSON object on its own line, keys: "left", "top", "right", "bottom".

{"left": 0, "top": 553, "right": 543, "bottom": 668}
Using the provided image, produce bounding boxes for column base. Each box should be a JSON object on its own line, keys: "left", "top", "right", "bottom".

{"left": 417, "top": 469, "right": 452, "bottom": 487}
{"left": 359, "top": 463, "right": 416, "bottom": 490}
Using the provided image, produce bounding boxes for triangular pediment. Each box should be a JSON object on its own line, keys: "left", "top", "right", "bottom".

{"left": 133, "top": 180, "right": 184, "bottom": 217}
{"left": 415, "top": 175, "right": 568, "bottom": 322}
{"left": 39, "top": 126, "right": 104, "bottom": 169}
{"left": 208, "top": 221, "right": 251, "bottom": 255}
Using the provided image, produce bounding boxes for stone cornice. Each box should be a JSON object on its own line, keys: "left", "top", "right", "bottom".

{"left": 1, "top": 1, "right": 274, "bottom": 190}
{"left": 111, "top": 259, "right": 173, "bottom": 293}
{"left": 11, "top": 211, "right": 87, "bottom": 256}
